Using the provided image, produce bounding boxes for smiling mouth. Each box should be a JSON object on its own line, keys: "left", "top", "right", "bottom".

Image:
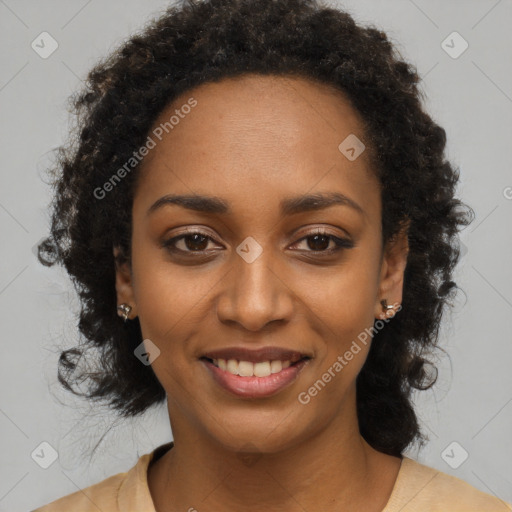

{"left": 200, "top": 356, "right": 310, "bottom": 378}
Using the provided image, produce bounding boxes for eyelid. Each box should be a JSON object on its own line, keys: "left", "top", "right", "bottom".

{"left": 160, "top": 227, "right": 222, "bottom": 253}
{"left": 162, "top": 225, "right": 349, "bottom": 244}
{"left": 292, "top": 224, "right": 350, "bottom": 240}
{"left": 290, "top": 229, "right": 354, "bottom": 253}
{"left": 162, "top": 225, "right": 354, "bottom": 256}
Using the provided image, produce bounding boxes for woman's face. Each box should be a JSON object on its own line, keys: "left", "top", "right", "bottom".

{"left": 115, "top": 74, "right": 408, "bottom": 453}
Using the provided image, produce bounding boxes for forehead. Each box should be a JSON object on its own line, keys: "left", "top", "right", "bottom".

{"left": 134, "top": 74, "right": 379, "bottom": 221}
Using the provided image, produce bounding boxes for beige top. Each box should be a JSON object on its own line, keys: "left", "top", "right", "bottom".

{"left": 33, "top": 442, "right": 512, "bottom": 511}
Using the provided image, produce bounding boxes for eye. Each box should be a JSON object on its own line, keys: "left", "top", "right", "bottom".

{"left": 162, "top": 227, "right": 354, "bottom": 257}
{"left": 162, "top": 230, "right": 220, "bottom": 254}
{"left": 290, "top": 228, "right": 354, "bottom": 255}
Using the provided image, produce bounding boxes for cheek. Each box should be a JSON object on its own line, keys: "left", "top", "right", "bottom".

{"left": 298, "top": 250, "right": 380, "bottom": 383}
{"left": 130, "top": 225, "right": 382, "bottom": 388}
{"left": 134, "top": 268, "right": 212, "bottom": 349}
{"left": 130, "top": 229, "right": 201, "bottom": 330}
{"left": 301, "top": 250, "right": 381, "bottom": 329}
{"left": 129, "top": 241, "right": 222, "bottom": 387}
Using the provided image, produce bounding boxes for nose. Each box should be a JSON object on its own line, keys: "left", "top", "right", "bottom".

{"left": 215, "top": 249, "right": 294, "bottom": 332}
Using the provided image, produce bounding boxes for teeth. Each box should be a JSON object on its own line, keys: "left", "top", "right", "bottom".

{"left": 226, "top": 359, "right": 238, "bottom": 374}
{"left": 254, "top": 361, "right": 271, "bottom": 377}
{"left": 270, "top": 360, "right": 282, "bottom": 374}
{"left": 238, "top": 360, "right": 254, "bottom": 377}
{"left": 212, "top": 358, "right": 299, "bottom": 377}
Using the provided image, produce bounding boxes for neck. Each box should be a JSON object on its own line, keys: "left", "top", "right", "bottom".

{"left": 148, "top": 396, "right": 402, "bottom": 512}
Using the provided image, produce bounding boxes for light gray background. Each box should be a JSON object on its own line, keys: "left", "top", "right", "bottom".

{"left": 1, "top": 0, "right": 511, "bottom": 510}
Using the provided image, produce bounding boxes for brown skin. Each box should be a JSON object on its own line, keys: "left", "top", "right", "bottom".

{"left": 114, "top": 74, "right": 409, "bottom": 512}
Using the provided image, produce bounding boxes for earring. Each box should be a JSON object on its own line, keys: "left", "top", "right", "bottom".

{"left": 380, "top": 299, "right": 396, "bottom": 319}
{"left": 117, "top": 303, "right": 132, "bottom": 322}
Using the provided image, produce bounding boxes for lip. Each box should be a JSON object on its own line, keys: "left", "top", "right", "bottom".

{"left": 201, "top": 346, "right": 311, "bottom": 363}
{"left": 201, "top": 357, "right": 311, "bottom": 399}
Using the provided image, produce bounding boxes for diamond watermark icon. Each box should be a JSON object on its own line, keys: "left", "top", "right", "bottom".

{"left": 441, "top": 31, "right": 468, "bottom": 59}
{"left": 441, "top": 441, "right": 469, "bottom": 469}
{"left": 31, "top": 441, "right": 58, "bottom": 469}
{"left": 338, "top": 134, "right": 365, "bottom": 161}
{"left": 236, "top": 236, "right": 263, "bottom": 263}
{"left": 134, "top": 338, "right": 161, "bottom": 365}
{"left": 31, "top": 32, "right": 59, "bottom": 59}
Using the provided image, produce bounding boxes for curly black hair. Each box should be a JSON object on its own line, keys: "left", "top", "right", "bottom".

{"left": 37, "top": 0, "right": 474, "bottom": 457}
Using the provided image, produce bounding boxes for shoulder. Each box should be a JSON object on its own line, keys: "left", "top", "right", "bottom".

{"left": 31, "top": 452, "right": 155, "bottom": 512}
{"left": 31, "top": 471, "right": 126, "bottom": 511}
{"left": 384, "top": 456, "right": 512, "bottom": 512}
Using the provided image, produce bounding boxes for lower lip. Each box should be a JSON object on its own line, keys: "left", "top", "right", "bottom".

{"left": 201, "top": 358, "right": 310, "bottom": 399}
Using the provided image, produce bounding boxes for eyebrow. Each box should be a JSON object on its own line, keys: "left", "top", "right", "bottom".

{"left": 147, "top": 191, "right": 365, "bottom": 218}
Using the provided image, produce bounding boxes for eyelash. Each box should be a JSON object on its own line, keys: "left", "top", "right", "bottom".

{"left": 162, "top": 228, "right": 354, "bottom": 257}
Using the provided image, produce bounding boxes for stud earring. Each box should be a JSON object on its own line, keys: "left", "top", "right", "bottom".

{"left": 380, "top": 299, "right": 396, "bottom": 319}
{"left": 117, "top": 303, "right": 132, "bottom": 322}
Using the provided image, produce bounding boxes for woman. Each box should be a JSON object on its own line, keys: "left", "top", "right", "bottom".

{"left": 33, "top": 0, "right": 511, "bottom": 510}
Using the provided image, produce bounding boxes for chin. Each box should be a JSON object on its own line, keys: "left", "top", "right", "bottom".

{"left": 203, "top": 412, "right": 309, "bottom": 456}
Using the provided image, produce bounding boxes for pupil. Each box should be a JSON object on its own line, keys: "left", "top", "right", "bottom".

{"left": 308, "top": 234, "right": 329, "bottom": 251}
{"left": 186, "top": 234, "right": 208, "bottom": 251}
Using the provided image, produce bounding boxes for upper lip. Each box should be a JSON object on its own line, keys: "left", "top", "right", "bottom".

{"left": 201, "top": 346, "right": 311, "bottom": 363}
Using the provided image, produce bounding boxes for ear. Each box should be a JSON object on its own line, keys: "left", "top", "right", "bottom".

{"left": 113, "top": 245, "right": 137, "bottom": 320}
{"left": 374, "top": 220, "right": 410, "bottom": 320}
